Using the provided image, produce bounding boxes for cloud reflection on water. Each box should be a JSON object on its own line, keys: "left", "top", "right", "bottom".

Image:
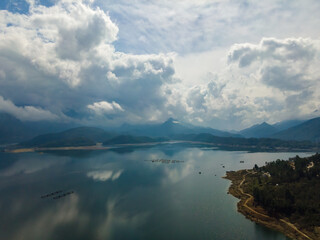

{"left": 0, "top": 156, "right": 69, "bottom": 177}
{"left": 11, "top": 194, "right": 81, "bottom": 240}
{"left": 97, "top": 198, "right": 149, "bottom": 239}
{"left": 87, "top": 169, "right": 124, "bottom": 181}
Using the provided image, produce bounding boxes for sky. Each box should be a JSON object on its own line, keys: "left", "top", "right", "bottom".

{"left": 0, "top": 0, "right": 320, "bottom": 130}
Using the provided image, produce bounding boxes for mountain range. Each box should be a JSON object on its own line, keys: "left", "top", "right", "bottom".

{"left": 18, "top": 126, "right": 316, "bottom": 152}
{"left": 272, "top": 117, "right": 320, "bottom": 142}
{"left": 238, "top": 118, "right": 320, "bottom": 142}
{"left": 0, "top": 112, "right": 77, "bottom": 144}
{"left": 115, "top": 117, "right": 241, "bottom": 138}
{"left": 19, "top": 127, "right": 116, "bottom": 148}
{"left": 239, "top": 122, "right": 279, "bottom": 138}
{"left": 1, "top": 111, "right": 320, "bottom": 146}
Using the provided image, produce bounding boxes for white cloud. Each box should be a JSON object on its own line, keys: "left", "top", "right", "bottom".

{"left": 1, "top": 0, "right": 320, "bottom": 130}
{"left": 0, "top": 96, "right": 59, "bottom": 121}
{"left": 87, "top": 170, "right": 123, "bottom": 181}
{"left": 182, "top": 37, "right": 320, "bottom": 129}
{"left": 88, "top": 101, "right": 124, "bottom": 115}
{"left": 96, "top": 0, "right": 320, "bottom": 54}
{"left": 0, "top": 0, "right": 176, "bottom": 125}
{"left": 91, "top": 0, "right": 320, "bottom": 129}
{"left": 228, "top": 38, "right": 320, "bottom": 90}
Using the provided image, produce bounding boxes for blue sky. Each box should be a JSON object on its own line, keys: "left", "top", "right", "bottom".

{"left": 1, "top": 0, "right": 320, "bottom": 130}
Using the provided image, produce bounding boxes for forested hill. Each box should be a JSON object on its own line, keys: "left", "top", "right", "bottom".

{"left": 174, "top": 133, "right": 316, "bottom": 151}
{"left": 17, "top": 129, "right": 318, "bottom": 151}
{"left": 19, "top": 127, "right": 116, "bottom": 148}
{"left": 249, "top": 153, "right": 320, "bottom": 229}
{"left": 103, "top": 135, "right": 162, "bottom": 145}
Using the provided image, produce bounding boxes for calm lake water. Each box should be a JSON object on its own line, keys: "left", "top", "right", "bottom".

{"left": 0, "top": 144, "right": 313, "bottom": 240}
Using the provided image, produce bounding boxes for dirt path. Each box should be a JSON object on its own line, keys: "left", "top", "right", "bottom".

{"left": 238, "top": 171, "right": 313, "bottom": 240}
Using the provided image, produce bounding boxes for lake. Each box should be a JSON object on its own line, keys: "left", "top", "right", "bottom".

{"left": 0, "top": 144, "right": 313, "bottom": 240}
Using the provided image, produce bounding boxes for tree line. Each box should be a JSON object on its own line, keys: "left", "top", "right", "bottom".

{"left": 249, "top": 153, "right": 320, "bottom": 229}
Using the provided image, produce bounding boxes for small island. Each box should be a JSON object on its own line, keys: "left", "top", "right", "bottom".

{"left": 224, "top": 153, "right": 320, "bottom": 240}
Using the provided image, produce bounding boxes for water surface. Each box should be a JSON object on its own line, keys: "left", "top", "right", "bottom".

{"left": 0, "top": 145, "right": 312, "bottom": 240}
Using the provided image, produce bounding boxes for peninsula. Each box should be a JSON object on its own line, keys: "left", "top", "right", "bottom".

{"left": 224, "top": 154, "right": 320, "bottom": 240}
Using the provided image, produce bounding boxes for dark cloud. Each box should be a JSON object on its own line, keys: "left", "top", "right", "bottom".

{"left": 260, "top": 66, "right": 309, "bottom": 91}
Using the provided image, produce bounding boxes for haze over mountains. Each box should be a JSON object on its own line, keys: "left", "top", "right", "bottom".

{"left": 239, "top": 122, "right": 279, "bottom": 138}
{"left": 19, "top": 127, "right": 116, "bottom": 148}
{"left": 239, "top": 120, "right": 304, "bottom": 138}
{"left": 272, "top": 118, "right": 320, "bottom": 142}
{"left": 116, "top": 118, "right": 241, "bottom": 138}
{"left": 238, "top": 118, "right": 320, "bottom": 142}
{"left": 1, "top": 112, "right": 320, "bottom": 147}
{"left": 0, "top": 113, "right": 77, "bottom": 144}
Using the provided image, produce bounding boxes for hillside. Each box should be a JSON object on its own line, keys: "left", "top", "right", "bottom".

{"left": 225, "top": 154, "right": 320, "bottom": 240}
{"left": 249, "top": 154, "right": 320, "bottom": 235}
{"left": 117, "top": 118, "right": 240, "bottom": 138}
{"left": 174, "top": 133, "right": 315, "bottom": 150}
{"left": 0, "top": 112, "right": 78, "bottom": 144}
{"left": 16, "top": 127, "right": 317, "bottom": 151}
{"left": 103, "top": 135, "right": 161, "bottom": 145}
{"left": 240, "top": 122, "right": 278, "bottom": 138}
{"left": 272, "top": 117, "right": 320, "bottom": 142}
{"left": 272, "top": 119, "right": 305, "bottom": 131}
{"left": 19, "top": 127, "right": 116, "bottom": 148}
{"left": 0, "top": 113, "right": 33, "bottom": 144}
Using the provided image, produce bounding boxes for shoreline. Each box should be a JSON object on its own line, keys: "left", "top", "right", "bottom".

{"left": 4, "top": 141, "right": 187, "bottom": 153}
{"left": 223, "top": 170, "right": 316, "bottom": 240}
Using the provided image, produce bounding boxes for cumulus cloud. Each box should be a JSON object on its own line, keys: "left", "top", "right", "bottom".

{"left": 228, "top": 38, "right": 319, "bottom": 91}
{"left": 0, "top": 96, "right": 59, "bottom": 121}
{"left": 1, "top": 0, "right": 320, "bottom": 130}
{"left": 0, "top": 0, "right": 176, "bottom": 125}
{"left": 227, "top": 38, "right": 320, "bottom": 92}
{"left": 183, "top": 37, "right": 320, "bottom": 129}
{"left": 52, "top": 1, "right": 118, "bottom": 60}
{"left": 88, "top": 101, "right": 124, "bottom": 115}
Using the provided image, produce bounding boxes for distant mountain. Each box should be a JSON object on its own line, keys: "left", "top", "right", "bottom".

{"left": 239, "top": 119, "right": 306, "bottom": 139}
{"left": 20, "top": 127, "right": 116, "bottom": 147}
{"left": 272, "top": 119, "right": 305, "bottom": 131}
{"left": 16, "top": 125, "right": 317, "bottom": 151}
{"left": 272, "top": 117, "right": 320, "bottom": 142}
{"left": 117, "top": 118, "right": 240, "bottom": 138}
{"left": 24, "top": 120, "right": 78, "bottom": 136}
{"left": 103, "top": 135, "right": 161, "bottom": 145}
{"left": 240, "top": 122, "right": 278, "bottom": 138}
{"left": 0, "top": 112, "right": 78, "bottom": 144}
{"left": 0, "top": 113, "right": 33, "bottom": 144}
